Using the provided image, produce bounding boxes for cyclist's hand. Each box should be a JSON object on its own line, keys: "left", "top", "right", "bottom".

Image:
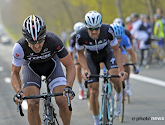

{"left": 133, "top": 68, "right": 139, "bottom": 74}
{"left": 82, "top": 69, "right": 91, "bottom": 81}
{"left": 63, "top": 86, "right": 75, "bottom": 100}
{"left": 13, "top": 91, "right": 25, "bottom": 105}
{"left": 119, "top": 71, "right": 128, "bottom": 81}
{"left": 133, "top": 64, "right": 139, "bottom": 74}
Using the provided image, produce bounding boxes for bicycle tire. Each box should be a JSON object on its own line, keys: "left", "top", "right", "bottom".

{"left": 126, "top": 94, "right": 130, "bottom": 104}
{"left": 119, "top": 89, "right": 124, "bottom": 123}
{"left": 103, "top": 95, "right": 108, "bottom": 125}
{"left": 44, "top": 119, "right": 52, "bottom": 125}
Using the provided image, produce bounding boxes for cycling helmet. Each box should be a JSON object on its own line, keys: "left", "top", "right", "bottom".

{"left": 73, "top": 22, "right": 85, "bottom": 32}
{"left": 125, "top": 16, "right": 132, "bottom": 23}
{"left": 85, "top": 11, "right": 102, "bottom": 28}
{"left": 113, "top": 18, "right": 124, "bottom": 26}
{"left": 110, "top": 23, "right": 124, "bottom": 38}
{"left": 22, "top": 15, "right": 46, "bottom": 44}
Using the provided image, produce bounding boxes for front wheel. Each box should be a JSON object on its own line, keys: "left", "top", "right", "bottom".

{"left": 103, "top": 95, "right": 108, "bottom": 125}
{"left": 44, "top": 119, "right": 52, "bottom": 125}
{"left": 119, "top": 89, "right": 124, "bottom": 123}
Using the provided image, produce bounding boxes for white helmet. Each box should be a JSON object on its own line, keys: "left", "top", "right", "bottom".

{"left": 73, "top": 22, "right": 85, "bottom": 32}
{"left": 85, "top": 11, "right": 102, "bottom": 28}
{"left": 113, "top": 18, "right": 124, "bottom": 26}
{"left": 125, "top": 16, "right": 132, "bottom": 23}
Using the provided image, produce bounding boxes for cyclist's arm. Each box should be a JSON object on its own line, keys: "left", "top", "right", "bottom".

{"left": 127, "top": 48, "right": 137, "bottom": 64}
{"left": 11, "top": 64, "right": 22, "bottom": 93}
{"left": 112, "top": 44, "right": 124, "bottom": 73}
{"left": 60, "top": 54, "right": 75, "bottom": 88}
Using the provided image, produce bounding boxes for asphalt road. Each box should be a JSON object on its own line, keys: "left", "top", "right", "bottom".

{"left": 0, "top": 42, "right": 164, "bottom": 125}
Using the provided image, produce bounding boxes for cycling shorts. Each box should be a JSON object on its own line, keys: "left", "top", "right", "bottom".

{"left": 86, "top": 51, "right": 118, "bottom": 83}
{"left": 22, "top": 54, "right": 66, "bottom": 92}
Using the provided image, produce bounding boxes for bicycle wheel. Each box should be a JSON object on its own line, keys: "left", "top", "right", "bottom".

{"left": 126, "top": 93, "right": 130, "bottom": 104}
{"left": 119, "top": 89, "right": 124, "bottom": 123}
{"left": 44, "top": 119, "right": 52, "bottom": 125}
{"left": 103, "top": 95, "right": 108, "bottom": 125}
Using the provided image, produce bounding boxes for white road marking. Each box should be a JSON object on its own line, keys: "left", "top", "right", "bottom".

{"left": 130, "top": 73, "right": 165, "bottom": 87}
{"left": 4, "top": 77, "right": 11, "bottom": 83}
{"left": 0, "top": 66, "right": 3, "bottom": 71}
{"left": 22, "top": 100, "right": 28, "bottom": 110}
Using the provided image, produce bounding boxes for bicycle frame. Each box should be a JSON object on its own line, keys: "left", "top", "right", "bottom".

{"left": 84, "top": 73, "right": 120, "bottom": 125}
{"left": 99, "top": 77, "right": 114, "bottom": 125}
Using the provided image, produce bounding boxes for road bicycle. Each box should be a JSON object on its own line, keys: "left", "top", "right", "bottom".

{"left": 84, "top": 73, "right": 125, "bottom": 125}
{"left": 16, "top": 76, "right": 72, "bottom": 125}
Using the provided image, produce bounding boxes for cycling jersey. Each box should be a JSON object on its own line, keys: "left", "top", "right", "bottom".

{"left": 68, "top": 32, "right": 76, "bottom": 53}
{"left": 75, "top": 23, "right": 118, "bottom": 82}
{"left": 76, "top": 23, "right": 118, "bottom": 55}
{"left": 12, "top": 31, "right": 68, "bottom": 91}
{"left": 68, "top": 32, "right": 78, "bottom": 60}
{"left": 125, "top": 29, "right": 133, "bottom": 41}
{"left": 119, "top": 34, "right": 132, "bottom": 55}
{"left": 12, "top": 31, "right": 68, "bottom": 66}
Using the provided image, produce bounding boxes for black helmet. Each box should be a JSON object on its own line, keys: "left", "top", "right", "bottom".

{"left": 22, "top": 15, "right": 46, "bottom": 44}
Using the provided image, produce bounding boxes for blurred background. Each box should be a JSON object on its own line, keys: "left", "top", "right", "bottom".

{"left": 0, "top": 0, "right": 165, "bottom": 125}
{"left": 0, "top": 0, "right": 164, "bottom": 43}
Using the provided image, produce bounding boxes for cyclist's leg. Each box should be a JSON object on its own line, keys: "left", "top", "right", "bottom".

{"left": 22, "top": 61, "right": 42, "bottom": 125}
{"left": 23, "top": 86, "right": 41, "bottom": 125}
{"left": 53, "top": 85, "right": 71, "bottom": 125}
{"left": 105, "top": 51, "right": 122, "bottom": 116}
{"left": 122, "top": 54, "right": 132, "bottom": 95}
{"left": 75, "top": 59, "right": 84, "bottom": 99}
{"left": 86, "top": 55, "right": 101, "bottom": 124}
{"left": 47, "top": 56, "right": 71, "bottom": 125}
{"left": 88, "top": 82, "right": 100, "bottom": 115}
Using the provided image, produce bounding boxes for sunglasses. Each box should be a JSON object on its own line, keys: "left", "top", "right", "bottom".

{"left": 26, "top": 37, "right": 45, "bottom": 44}
{"left": 88, "top": 27, "right": 100, "bottom": 31}
{"left": 116, "top": 37, "right": 122, "bottom": 40}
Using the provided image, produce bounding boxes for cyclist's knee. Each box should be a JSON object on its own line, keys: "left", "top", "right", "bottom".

{"left": 56, "top": 97, "right": 67, "bottom": 108}
{"left": 89, "top": 87, "right": 99, "bottom": 97}
{"left": 28, "top": 99, "right": 40, "bottom": 112}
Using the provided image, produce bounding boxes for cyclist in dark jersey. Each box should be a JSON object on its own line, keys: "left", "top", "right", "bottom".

{"left": 75, "top": 11, "right": 128, "bottom": 125}
{"left": 11, "top": 15, "right": 75, "bottom": 125}
{"left": 69, "top": 22, "right": 85, "bottom": 100}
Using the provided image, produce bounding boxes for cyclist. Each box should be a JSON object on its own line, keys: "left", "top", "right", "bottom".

{"left": 110, "top": 23, "right": 139, "bottom": 96}
{"left": 11, "top": 15, "right": 75, "bottom": 125}
{"left": 113, "top": 18, "right": 133, "bottom": 45}
{"left": 75, "top": 11, "right": 128, "bottom": 125}
{"left": 68, "top": 22, "right": 85, "bottom": 99}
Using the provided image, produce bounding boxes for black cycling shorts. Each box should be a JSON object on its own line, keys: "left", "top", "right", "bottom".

{"left": 86, "top": 51, "right": 118, "bottom": 83}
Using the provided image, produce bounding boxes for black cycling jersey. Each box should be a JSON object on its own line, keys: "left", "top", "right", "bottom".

{"left": 76, "top": 23, "right": 117, "bottom": 55}
{"left": 125, "top": 29, "right": 133, "bottom": 40}
{"left": 16, "top": 31, "right": 68, "bottom": 64}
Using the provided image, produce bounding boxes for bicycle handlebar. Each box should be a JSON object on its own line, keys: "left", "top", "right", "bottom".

{"left": 16, "top": 92, "right": 72, "bottom": 116}
{"left": 84, "top": 73, "right": 125, "bottom": 89}
{"left": 123, "top": 63, "right": 139, "bottom": 73}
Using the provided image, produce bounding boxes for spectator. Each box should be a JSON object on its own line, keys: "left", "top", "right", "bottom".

{"left": 130, "top": 12, "right": 149, "bottom": 69}
{"left": 61, "top": 29, "right": 67, "bottom": 46}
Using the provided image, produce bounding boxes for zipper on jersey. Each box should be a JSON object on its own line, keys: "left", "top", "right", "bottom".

{"left": 95, "top": 39, "right": 99, "bottom": 54}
